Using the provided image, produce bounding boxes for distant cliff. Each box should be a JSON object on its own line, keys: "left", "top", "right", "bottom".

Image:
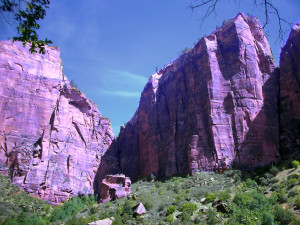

{"left": 98, "top": 13, "right": 281, "bottom": 181}
{"left": 280, "top": 22, "right": 300, "bottom": 154}
{"left": 0, "top": 41, "right": 114, "bottom": 204}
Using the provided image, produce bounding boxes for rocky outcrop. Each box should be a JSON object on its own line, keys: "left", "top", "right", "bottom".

{"left": 100, "top": 13, "right": 279, "bottom": 180}
{"left": 99, "top": 174, "right": 131, "bottom": 203}
{"left": 0, "top": 41, "right": 114, "bottom": 204}
{"left": 280, "top": 22, "right": 300, "bottom": 153}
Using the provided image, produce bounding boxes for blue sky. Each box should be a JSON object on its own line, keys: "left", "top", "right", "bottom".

{"left": 1, "top": 0, "right": 299, "bottom": 135}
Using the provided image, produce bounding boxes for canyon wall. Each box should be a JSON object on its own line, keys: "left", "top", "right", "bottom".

{"left": 280, "top": 22, "right": 300, "bottom": 154}
{"left": 98, "top": 13, "right": 280, "bottom": 181}
{"left": 0, "top": 41, "right": 114, "bottom": 204}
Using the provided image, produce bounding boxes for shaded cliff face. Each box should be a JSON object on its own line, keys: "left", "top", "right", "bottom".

{"left": 101, "top": 13, "right": 279, "bottom": 180}
{"left": 280, "top": 22, "right": 300, "bottom": 153}
{"left": 0, "top": 41, "right": 114, "bottom": 204}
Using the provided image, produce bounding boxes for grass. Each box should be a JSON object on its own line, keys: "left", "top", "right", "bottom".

{"left": 1, "top": 162, "right": 300, "bottom": 224}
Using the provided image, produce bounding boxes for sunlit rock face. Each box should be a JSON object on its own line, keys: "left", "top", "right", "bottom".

{"left": 0, "top": 41, "right": 114, "bottom": 204}
{"left": 101, "top": 13, "right": 279, "bottom": 180}
{"left": 280, "top": 22, "right": 300, "bottom": 153}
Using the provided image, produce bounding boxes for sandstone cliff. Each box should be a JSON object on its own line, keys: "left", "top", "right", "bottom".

{"left": 98, "top": 13, "right": 280, "bottom": 180}
{"left": 280, "top": 22, "right": 300, "bottom": 154}
{"left": 0, "top": 41, "right": 114, "bottom": 204}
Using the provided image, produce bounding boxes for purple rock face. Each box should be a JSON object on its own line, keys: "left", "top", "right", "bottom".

{"left": 0, "top": 41, "right": 114, "bottom": 204}
{"left": 99, "top": 13, "right": 280, "bottom": 180}
{"left": 99, "top": 174, "right": 131, "bottom": 203}
{"left": 280, "top": 22, "right": 300, "bottom": 153}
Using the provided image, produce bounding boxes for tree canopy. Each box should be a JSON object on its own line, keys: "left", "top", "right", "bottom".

{"left": 0, "top": 0, "right": 52, "bottom": 53}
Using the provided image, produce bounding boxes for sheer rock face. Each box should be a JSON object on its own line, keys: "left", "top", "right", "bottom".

{"left": 0, "top": 41, "right": 114, "bottom": 204}
{"left": 103, "top": 13, "right": 279, "bottom": 180}
{"left": 280, "top": 22, "right": 300, "bottom": 153}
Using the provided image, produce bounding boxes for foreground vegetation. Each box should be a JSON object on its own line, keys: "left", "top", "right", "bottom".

{"left": 1, "top": 160, "right": 300, "bottom": 224}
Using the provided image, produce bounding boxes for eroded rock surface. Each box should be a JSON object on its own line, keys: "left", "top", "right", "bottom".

{"left": 100, "top": 13, "right": 279, "bottom": 180}
{"left": 280, "top": 22, "right": 300, "bottom": 153}
{"left": 99, "top": 174, "right": 131, "bottom": 203}
{"left": 0, "top": 41, "right": 114, "bottom": 204}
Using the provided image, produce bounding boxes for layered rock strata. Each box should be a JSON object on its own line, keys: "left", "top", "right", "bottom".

{"left": 279, "top": 22, "right": 300, "bottom": 153}
{"left": 100, "top": 13, "right": 280, "bottom": 180}
{"left": 0, "top": 41, "right": 114, "bottom": 204}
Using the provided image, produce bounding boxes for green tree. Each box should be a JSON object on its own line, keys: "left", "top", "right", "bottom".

{"left": 0, "top": 0, "right": 52, "bottom": 53}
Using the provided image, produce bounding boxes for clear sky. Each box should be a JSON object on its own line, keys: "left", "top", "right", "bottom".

{"left": 1, "top": 0, "right": 299, "bottom": 135}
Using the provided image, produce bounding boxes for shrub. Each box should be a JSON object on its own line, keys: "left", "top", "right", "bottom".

{"left": 166, "top": 214, "right": 175, "bottom": 224}
{"left": 179, "top": 202, "right": 197, "bottom": 215}
{"left": 269, "top": 178, "right": 279, "bottom": 184}
{"left": 50, "top": 197, "right": 85, "bottom": 222}
{"left": 263, "top": 172, "right": 275, "bottom": 179}
{"left": 219, "top": 190, "right": 231, "bottom": 202}
{"left": 112, "top": 216, "right": 123, "bottom": 225}
{"left": 277, "top": 192, "right": 288, "bottom": 203}
{"left": 206, "top": 209, "right": 218, "bottom": 225}
{"left": 288, "top": 188, "right": 299, "bottom": 198}
{"left": 295, "top": 197, "right": 300, "bottom": 209}
{"left": 292, "top": 160, "right": 300, "bottom": 169}
{"left": 288, "top": 178, "right": 298, "bottom": 188}
{"left": 139, "top": 194, "right": 153, "bottom": 210}
{"left": 261, "top": 211, "right": 275, "bottom": 225}
{"left": 274, "top": 205, "right": 295, "bottom": 224}
{"left": 269, "top": 166, "right": 280, "bottom": 176}
{"left": 122, "top": 200, "right": 134, "bottom": 215}
{"left": 89, "top": 205, "right": 98, "bottom": 215}
{"left": 167, "top": 205, "right": 176, "bottom": 214}
{"left": 205, "top": 192, "right": 216, "bottom": 203}
{"left": 181, "top": 211, "right": 191, "bottom": 222}
{"left": 158, "top": 203, "right": 165, "bottom": 212}
{"left": 245, "top": 178, "right": 257, "bottom": 188}
{"left": 259, "top": 177, "right": 269, "bottom": 186}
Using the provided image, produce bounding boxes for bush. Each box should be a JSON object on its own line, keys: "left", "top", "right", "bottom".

{"left": 292, "top": 160, "right": 300, "bottom": 169}
{"left": 288, "top": 178, "right": 298, "bottom": 188}
{"left": 206, "top": 209, "right": 218, "bottom": 225}
{"left": 181, "top": 211, "right": 191, "bottom": 222}
{"left": 261, "top": 211, "right": 275, "bottom": 225}
{"left": 49, "top": 196, "right": 94, "bottom": 222}
{"left": 167, "top": 205, "right": 176, "bottom": 215}
{"left": 269, "top": 178, "right": 279, "bottom": 184}
{"left": 166, "top": 214, "right": 175, "bottom": 224}
{"left": 179, "top": 202, "right": 197, "bottom": 215}
{"left": 245, "top": 178, "right": 257, "bottom": 188}
{"left": 269, "top": 166, "right": 280, "bottom": 176}
{"left": 295, "top": 197, "right": 300, "bottom": 209}
{"left": 274, "top": 205, "right": 295, "bottom": 224}
{"left": 205, "top": 192, "right": 216, "bottom": 203}
{"left": 139, "top": 194, "right": 153, "bottom": 210}
{"left": 122, "top": 200, "right": 134, "bottom": 215}
{"left": 219, "top": 190, "right": 231, "bottom": 202}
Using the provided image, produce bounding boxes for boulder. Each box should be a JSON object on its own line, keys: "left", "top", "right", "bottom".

{"left": 99, "top": 174, "right": 131, "bottom": 203}
{"left": 216, "top": 203, "right": 228, "bottom": 213}
{"left": 88, "top": 217, "right": 115, "bottom": 225}
{"left": 133, "top": 202, "right": 147, "bottom": 216}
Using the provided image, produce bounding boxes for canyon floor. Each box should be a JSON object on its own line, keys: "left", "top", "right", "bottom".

{"left": 1, "top": 155, "right": 300, "bottom": 225}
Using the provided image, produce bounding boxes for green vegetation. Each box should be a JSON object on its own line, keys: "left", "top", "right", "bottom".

{"left": 292, "top": 160, "right": 300, "bottom": 169}
{"left": 2, "top": 162, "right": 300, "bottom": 224}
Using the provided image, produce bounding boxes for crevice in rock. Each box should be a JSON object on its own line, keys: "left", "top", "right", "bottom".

{"left": 72, "top": 121, "right": 87, "bottom": 147}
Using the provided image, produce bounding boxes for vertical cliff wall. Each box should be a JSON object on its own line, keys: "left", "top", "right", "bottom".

{"left": 0, "top": 41, "right": 114, "bottom": 204}
{"left": 99, "top": 13, "right": 280, "bottom": 180}
{"left": 280, "top": 22, "right": 300, "bottom": 153}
